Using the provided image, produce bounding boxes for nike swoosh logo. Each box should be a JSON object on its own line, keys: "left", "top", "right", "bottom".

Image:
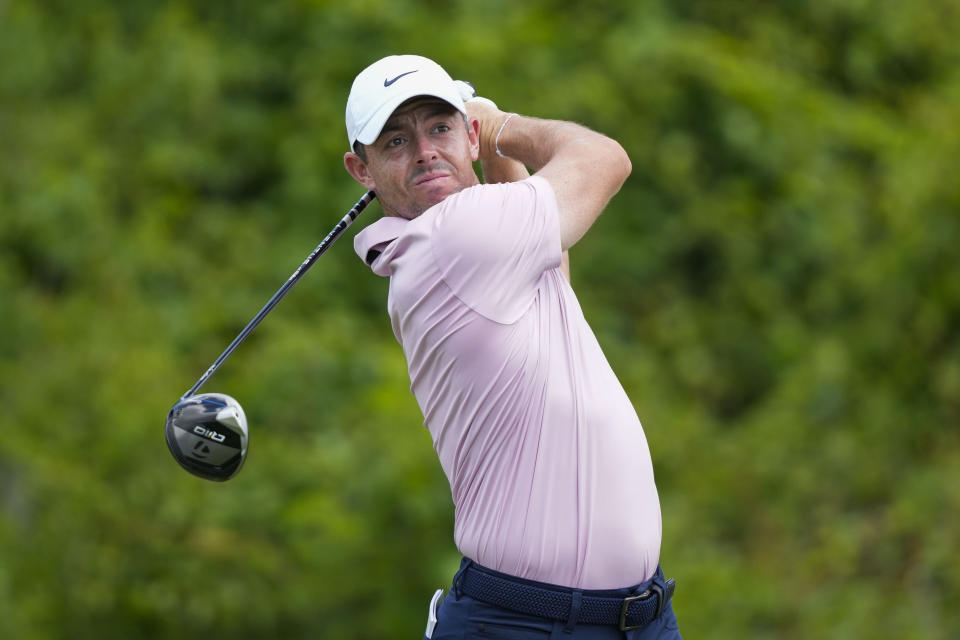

{"left": 384, "top": 70, "right": 417, "bottom": 87}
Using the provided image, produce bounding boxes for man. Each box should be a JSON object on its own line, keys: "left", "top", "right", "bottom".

{"left": 344, "top": 55, "right": 681, "bottom": 639}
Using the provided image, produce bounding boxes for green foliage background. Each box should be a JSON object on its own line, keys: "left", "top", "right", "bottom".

{"left": 1, "top": 1, "right": 958, "bottom": 637}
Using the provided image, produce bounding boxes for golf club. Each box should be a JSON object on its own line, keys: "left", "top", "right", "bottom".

{"left": 165, "top": 190, "right": 376, "bottom": 481}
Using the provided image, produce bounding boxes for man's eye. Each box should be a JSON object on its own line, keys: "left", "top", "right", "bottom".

{"left": 434, "top": 124, "right": 450, "bottom": 133}
{"left": 387, "top": 136, "right": 404, "bottom": 147}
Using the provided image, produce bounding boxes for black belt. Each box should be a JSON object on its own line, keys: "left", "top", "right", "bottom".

{"left": 457, "top": 563, "right": 676, "bottom": 631}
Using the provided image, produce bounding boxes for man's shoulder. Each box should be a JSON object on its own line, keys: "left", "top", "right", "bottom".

{"left": 443, "top": 176, "right": 551, "bottom": 206}
{"left": 426, "top": 176, "right": 562, "bottom": 324}
{"left": 430, "top": 177, "right": 553, "bottom": 229}
{"left": 428, "top": 175, "right": 561, "bottom": 268}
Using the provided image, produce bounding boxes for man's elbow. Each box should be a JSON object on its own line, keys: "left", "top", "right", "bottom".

{"left": 607, "top": 139, "right": 632, "bottom": 186}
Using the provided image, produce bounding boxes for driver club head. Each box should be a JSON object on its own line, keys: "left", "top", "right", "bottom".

{"left": 165, "top": 393, "right": 248, "bottom": 481}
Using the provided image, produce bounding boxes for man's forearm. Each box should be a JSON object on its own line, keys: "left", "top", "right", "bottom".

{"left": 490, "top": 112, "right": 631, "bottom": 251}
{"left": 491, "top": 116, "right": 595, "bottom": 173}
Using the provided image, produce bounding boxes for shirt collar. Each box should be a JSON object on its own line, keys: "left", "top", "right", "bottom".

{"left": 353, "top": 216, "right": 409, "bottom": 272}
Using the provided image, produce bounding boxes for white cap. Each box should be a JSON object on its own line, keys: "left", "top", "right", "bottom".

{"left": 345, "top": 55, "right": 466, "bottom": 148}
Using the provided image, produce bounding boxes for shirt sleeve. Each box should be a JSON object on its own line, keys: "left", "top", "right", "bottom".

{"left": 429, "top": 176, "right": 562, "bottom": 324}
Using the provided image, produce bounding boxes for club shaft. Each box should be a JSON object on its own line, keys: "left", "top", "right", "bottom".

{"left": 181, "top": 190, "right": 376, "bottom": 400}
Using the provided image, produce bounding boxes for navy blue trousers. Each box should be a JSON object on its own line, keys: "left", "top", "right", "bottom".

{"left": 426, "top": 559, "right": 683, "bottom": 639}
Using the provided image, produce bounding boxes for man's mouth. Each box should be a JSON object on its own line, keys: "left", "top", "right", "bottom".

{"left": 414, "top": 172, "right": 450, "bottom": 186}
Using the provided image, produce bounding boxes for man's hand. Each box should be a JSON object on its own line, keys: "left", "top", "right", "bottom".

{"left": 454, "top": 80, "right": 511, "bottom": 162}
{"left": 465, "top": 100, "right": 508, "bottom": 162}
{"left": 455, "top": 80, "right": 527, "bottom": 184}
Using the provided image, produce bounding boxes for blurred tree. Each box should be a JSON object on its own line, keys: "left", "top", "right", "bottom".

{"left": 0, "top": 0, "right": 957, "bottom": 638}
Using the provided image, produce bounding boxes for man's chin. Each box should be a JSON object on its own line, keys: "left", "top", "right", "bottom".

{"left": 394, "top": 179, "right": 474, "bottom": 218}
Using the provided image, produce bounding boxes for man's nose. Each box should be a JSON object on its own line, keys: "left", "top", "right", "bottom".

{"left": 413, "top": 135, "right": 439, "bottom": 162}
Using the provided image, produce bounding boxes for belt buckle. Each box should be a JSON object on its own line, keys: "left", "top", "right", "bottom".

{"left": 618, "top": 583, "right": 664, "bottom": 631}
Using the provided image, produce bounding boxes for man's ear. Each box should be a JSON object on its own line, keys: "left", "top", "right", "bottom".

{"left": 344, "top": 152, "right": 377, "bottom": 191}
{"left": 468, "top": 117, "right": 481, "bottom": 163}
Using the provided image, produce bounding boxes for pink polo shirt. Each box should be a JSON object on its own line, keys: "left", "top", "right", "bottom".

{"left": 354, "top": 176, "right": 661, "bottom": 589}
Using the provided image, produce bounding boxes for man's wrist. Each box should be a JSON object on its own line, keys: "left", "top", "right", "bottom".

{"left": 494, "top": 113, "right": 518, "bottom": 159}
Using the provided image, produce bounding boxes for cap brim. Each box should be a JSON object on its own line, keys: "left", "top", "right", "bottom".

{"left": 354, "top": 89, "right": 466, "bottom": 146}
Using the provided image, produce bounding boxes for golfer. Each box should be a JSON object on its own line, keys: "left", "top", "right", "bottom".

{"left": 344, "top": 55, "right": 681, "bottom": 639}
